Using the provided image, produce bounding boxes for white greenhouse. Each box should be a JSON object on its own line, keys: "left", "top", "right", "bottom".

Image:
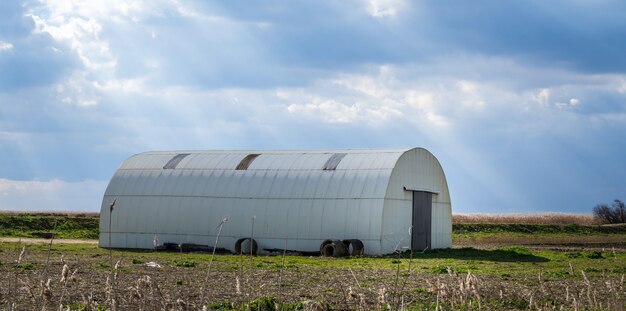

{"left": 99, "top": 148, "right": 452, "bottom": 255}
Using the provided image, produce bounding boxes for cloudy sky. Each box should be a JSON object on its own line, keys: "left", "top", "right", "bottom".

{"left": 1, "top": 0, "right": 625, "bottom": 213}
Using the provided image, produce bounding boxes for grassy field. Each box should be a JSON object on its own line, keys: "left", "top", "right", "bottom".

{"left": 452, "top": 213, "right": 597, "bottom": 225}
{"left": 0, "top": 212, "right": 624, "bottom": 310}
{"left": 2, "top": 212, "right": 625, "bottom": 246}
{"left": 0, "top": 212, "right": 99, "bottom": 239}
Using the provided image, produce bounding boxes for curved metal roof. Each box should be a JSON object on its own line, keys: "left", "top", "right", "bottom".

{"left": 107, "top": 149, "right": 411, "bottom": 200}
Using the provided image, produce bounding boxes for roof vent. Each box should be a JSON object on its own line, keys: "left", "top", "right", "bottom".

{"left": 236, "top": 154, "right": 260, "bottom": 170}
{"left": 163, "top": 153, "right": 190, "bottom": 169}
{"left": 323, "top": 153, "right": 346, "bottom": 170}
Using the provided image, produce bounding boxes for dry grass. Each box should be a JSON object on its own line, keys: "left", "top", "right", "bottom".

{"left": 1, "top": 243, "right": 625, "bottom": 310}
{"left": 1, "top": 212, "right": 623, "bottom": 310}
{"left": 453, "top": 213, "right": 597, "bottom": 225}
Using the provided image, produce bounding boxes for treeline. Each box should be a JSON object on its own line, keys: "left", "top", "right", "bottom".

{"left": 593, "top": 199, "right": 625, "bottom": 224}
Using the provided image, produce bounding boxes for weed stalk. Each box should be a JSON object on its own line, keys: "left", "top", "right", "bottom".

{"left": 245, "top": 215, "right": 256, "bottom": 304}
{"left": 9, "top": 242, "right": 25, "bottom": 311}
{"left": 36, "top": 218, "right": 58, "bottom": 311}
{"left": 278, "top": 236, "right": 288, "bottom": 296}
{"left": 200, "top": 217, "right": 228, "bottom": 306}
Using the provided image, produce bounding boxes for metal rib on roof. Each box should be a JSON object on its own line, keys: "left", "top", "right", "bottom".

{"left": 119, "top": 149, "right": 408, "bottom": 171}
{"left": 109, "top": 149, "right": 410, "bottom": 200}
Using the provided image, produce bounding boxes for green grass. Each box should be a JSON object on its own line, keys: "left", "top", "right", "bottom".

{"left": 0, "top": 211, "right": 623, "bottom": 281}
{"left": 1, "top": 240, "right": 624, "bottom": 309}
{"left": 0, "top": 213, "right": 99, "bottom": 239}
{"left": 453, "top": 223, "right": 626, "bottom": 234}
{"left": 0, "top": 213, "right": 624, "bottom": 281}
{"left": 5, "top": 241, "right": 622, "bottom": 281}
{"left": 2, "top": 212, "right": 624, "bottom": 310}
{"left": 1, "top": 213, "right": 624, "bottom": 241}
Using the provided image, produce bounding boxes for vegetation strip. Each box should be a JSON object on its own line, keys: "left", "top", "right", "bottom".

{"left": 0, "top": 213, "right": 99, "bottom": 239}
{"left": 0, "top": 242, "right": 624, "bottom": 309}
{"left": 453, "top": 223, "right": 626, "bottom": 234}
{"left": 0, "top": 212, "right": 625, "bottom": 309}
{"left": 2, "top": 213, "right": 625, "bottom": 240}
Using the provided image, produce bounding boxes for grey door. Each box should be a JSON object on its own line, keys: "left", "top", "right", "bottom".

{"left": 411, "top": 191, "right": 432, "bottom": 251}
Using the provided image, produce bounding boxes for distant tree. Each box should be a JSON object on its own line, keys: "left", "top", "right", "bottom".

{"left": 593, "top": 199, "right": 625, "bottom": 224}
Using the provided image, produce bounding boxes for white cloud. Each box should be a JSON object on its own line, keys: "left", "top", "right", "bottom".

{"left": 34, "top": 0, "right": 148, "bottom": 22}
{"left": 555, "top": 98, "right": 579, "bottom": 109}
{"left": 365, "top": 0, "right": 407, "bottom": 18}
{"left": 531, "top": 88, "right": 550, "bottom": 106}
{"left": 453, "top": 80, "right": 487, "bottom": 110}
{"left": 0, "top": 179, "right": 107, "bottom": 212}
{"left": 278, "top": 59, "right": 626, "bottom": 137}
{"left": 617, "top": 78, "right": 626, "bottom": 93}
{"left": 29, "top": 14, "right": 115, "bottom": 70}
{"left": 0, "top": 131, "right": 29, "bottom": 142}
{"left": 25, "top": 0, "right": 270, "bottom": 111}
{"left": 590, "top": 113, "right": 626, "bottom": 124}
{"left": 93, "top": 78, "right": 146, "bottom": 93}
{"left": 288, "top": 99, "right": 361, "bottom": 124}
{"left": 404, "top": 91, "right": 451, "bottom": 127}
{"left": 2, "top": 1, "right": 625, "bottom": 215}
{"left": 457, "top": 80, "right": 477, "bottom": 93}
{"left": 55, "top": 71, "right": 99, "bottom": 107}
{"left": 23, "top": 0, "right": 182, "bottom": 111}
{"left": 77, "top": 99, "right": 97, "bottom": 107}
{"left": 0, "top": 41, "right": 14, "bottom": 51}
{"left": 282, "top": 66, "right": 493, "bottom": 128}
{"left": 0, "top": 179, "right": 64, "bottom": 193}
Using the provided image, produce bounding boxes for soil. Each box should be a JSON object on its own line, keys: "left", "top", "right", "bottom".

{"left": 0, "top": 240, "right": 624, "bottom": 310}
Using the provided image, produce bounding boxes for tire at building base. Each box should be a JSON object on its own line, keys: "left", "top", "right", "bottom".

{"left": 235, "top": 237, "right": 258, "bottom": 255}
{"left": 342, "top": 239, "right": 364, "bottom": 256}
{"left": 319, "top": 239, "right": 333, "bottom": 254}
{"left": 321, "top": 240, "right": 348, "bottom": 257}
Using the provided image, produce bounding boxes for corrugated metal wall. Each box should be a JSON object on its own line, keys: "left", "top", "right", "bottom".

{"left": 99, "top": 148, "right": 452, "bottom": 255}
{"left": 380, "top": 148, "right": 452, "bottom": 254}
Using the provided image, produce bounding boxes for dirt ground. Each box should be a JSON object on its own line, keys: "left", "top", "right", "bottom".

{"left": 1, "top": 239, "right": 625, "bottom": 310}
{"left": 453, "top": 235, "right": 626, "bottom": 252}
{"left": 4, "top": 235, "right": 625, "bottom": 250}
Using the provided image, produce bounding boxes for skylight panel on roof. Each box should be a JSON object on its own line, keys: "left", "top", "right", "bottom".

{"left": 236, "top": 154, "right": 260, "bottom": 170}
{"left": 323, "top": 153, "right": 347, "bottom": 170}
{"left": 163, "top": 153, "right": 190, "bottom": 169}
